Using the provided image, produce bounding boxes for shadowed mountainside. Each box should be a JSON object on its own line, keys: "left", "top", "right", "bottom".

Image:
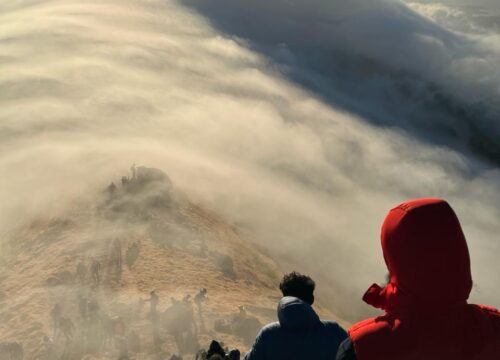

{"left": 181, "top": 0, "right": 500, "bottom": 167}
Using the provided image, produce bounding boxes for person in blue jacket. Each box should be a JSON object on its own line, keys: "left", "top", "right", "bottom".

{"left": 244, "top": 272, "right": 347, "bottom": 360}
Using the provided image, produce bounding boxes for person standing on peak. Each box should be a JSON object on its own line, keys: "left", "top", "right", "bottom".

{"left": 245, "top": 271, "right": 347, "bottom": 360}
{"left": 336, "top": 198, "right": 500, "bottom": 360}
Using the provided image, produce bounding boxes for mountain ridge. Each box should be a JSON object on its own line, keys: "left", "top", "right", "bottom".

{"left": 0, "top": 167, "right": 344, "bottom": 359}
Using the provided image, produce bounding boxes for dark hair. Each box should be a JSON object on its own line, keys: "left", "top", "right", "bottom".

{"left": 279, "top": 272, "right": 315, "bottom": 305}
{"left": 207, "top": 340, "right": 226, "bottom": 359}
{"left": 208, "top": 356, "right": 224, "bottom": 360}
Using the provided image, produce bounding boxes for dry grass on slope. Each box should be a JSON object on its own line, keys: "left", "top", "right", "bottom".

{"left": 0, "top": 169, "right": 344, "bottom": 359}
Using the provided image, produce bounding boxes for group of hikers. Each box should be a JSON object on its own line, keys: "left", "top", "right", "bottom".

{"left": 46, "top": 294, "right": 141, "bottom": 359}
{"left": 43, "top": 288, "right": 212, "bottom": 359}
{"left": 39, "top": 225, "right": 212, "bottom": 360}
{"left": 74, "top": 240, "right": 140, "bottom": 289}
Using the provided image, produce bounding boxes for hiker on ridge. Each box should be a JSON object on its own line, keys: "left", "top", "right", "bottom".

{"left": 245, "top": 271, "right": 347, "bottom": 360}
{"left": 336, "top": 198, "right": 500, "bottom": 360}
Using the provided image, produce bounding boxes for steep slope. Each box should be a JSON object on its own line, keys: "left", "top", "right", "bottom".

{"left": 0, "top": 167, "right": 343, "bottom": 359}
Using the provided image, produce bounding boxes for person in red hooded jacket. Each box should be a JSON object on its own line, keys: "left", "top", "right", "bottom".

{"left": 336, "top": 198, "right": 500, "bottom": 360}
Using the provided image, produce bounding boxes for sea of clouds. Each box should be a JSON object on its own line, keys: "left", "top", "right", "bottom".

{"left": 1, "top": 0, "right": 499, "bottom": 319}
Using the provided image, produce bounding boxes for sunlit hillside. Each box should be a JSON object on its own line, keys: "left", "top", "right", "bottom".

{"left": 0, "top": 167, "right": 344, "bottom": 359}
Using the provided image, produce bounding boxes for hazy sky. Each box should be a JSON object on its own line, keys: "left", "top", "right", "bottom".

{"left": 1, "top": 0, "right": 499, "bottom": 319}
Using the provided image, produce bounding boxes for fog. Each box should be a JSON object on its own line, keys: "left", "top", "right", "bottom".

{"left": 1, "top": 0, "right": 499, "bottom": 329}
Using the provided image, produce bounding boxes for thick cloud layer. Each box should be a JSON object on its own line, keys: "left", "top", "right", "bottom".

{"left": 1, "top": 0, "right": 499, "bottom": 320}
{"left": 182, "top": 0, "right": 500, "bottom": 165}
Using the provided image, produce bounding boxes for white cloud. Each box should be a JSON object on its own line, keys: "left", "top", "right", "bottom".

{"left": 1, "top": 0, "right": 499, "bottom": 319}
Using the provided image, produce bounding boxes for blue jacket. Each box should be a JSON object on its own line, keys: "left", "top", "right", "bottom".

{"left": 244, "top": 297, "right": 347, "bottom": 360}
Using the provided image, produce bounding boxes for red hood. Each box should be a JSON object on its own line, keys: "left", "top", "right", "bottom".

{"left": 363, "top": 198, "right": 473, "bottom": 313}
